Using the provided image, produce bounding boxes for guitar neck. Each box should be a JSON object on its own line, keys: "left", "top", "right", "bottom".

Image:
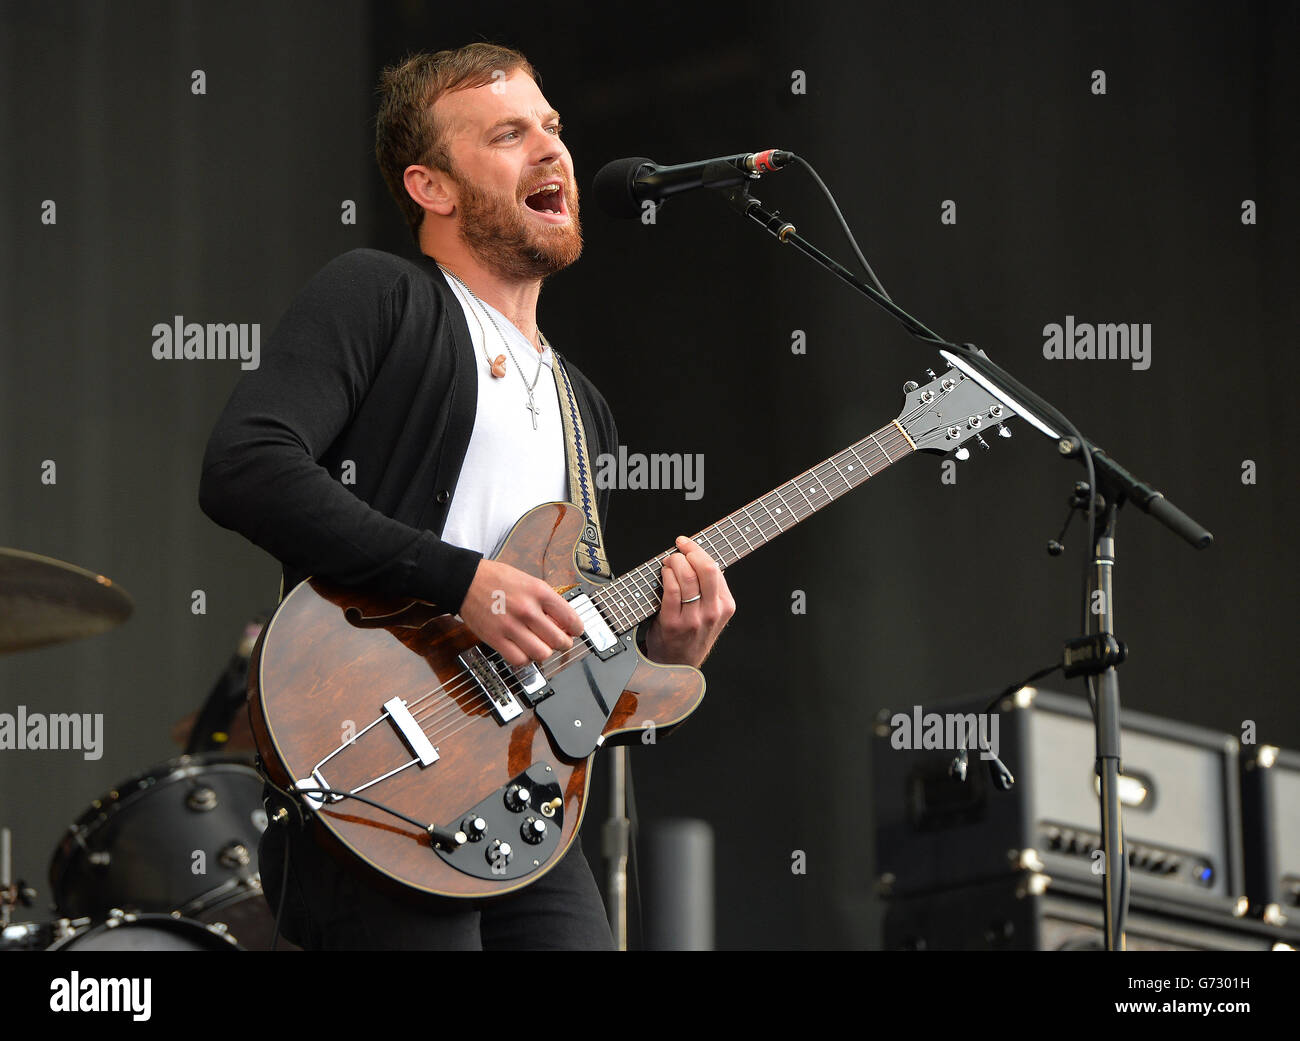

{"left": 593, "top": 420, "right": 916, "bottom": 633}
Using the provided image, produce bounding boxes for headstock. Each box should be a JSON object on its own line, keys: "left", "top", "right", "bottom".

{"left": 895, "top": 363, "right": 1017, "bottom": 458}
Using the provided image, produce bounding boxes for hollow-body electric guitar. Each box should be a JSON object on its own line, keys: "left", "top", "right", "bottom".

{"left": 249, "top": 361, "right": 1013, "bottom": 899}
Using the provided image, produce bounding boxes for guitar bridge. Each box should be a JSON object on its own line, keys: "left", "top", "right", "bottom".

{"left": 459, "top": 646, "right": 524, "bottom": 722}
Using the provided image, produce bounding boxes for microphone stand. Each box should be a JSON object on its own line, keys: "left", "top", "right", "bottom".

{"left": 718, "top": 182, "right": 1213, "bottom": 950}
{"left": 604, "top": 747, "right": 630, "bottom": 950}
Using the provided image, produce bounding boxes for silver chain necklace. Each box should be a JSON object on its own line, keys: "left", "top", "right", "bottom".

{"left": 440, "top": 265, "right": 547, "bottom": 430}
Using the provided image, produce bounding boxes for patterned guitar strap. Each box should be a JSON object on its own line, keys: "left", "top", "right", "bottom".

{"left": 551, "top": 352, "right": 610, "bottom": 580}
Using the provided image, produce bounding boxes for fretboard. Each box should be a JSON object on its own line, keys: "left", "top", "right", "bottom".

{"left": 592, "top": 420, "right": 916, "bottom": 635}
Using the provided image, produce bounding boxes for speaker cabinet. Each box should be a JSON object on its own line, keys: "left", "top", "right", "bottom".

{"left": 883, "top": 874, "right": 1297, "bottom": 951}
{"left": 1241, "top": 745, "right": 1300, "bottom": 927}
{"left": 874, "top": 688, "right": 1246, "bottom": 917}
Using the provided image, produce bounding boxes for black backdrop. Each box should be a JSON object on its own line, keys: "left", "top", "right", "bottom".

{"left": 1, "top": 0, "right": 1295, "bottom": 949}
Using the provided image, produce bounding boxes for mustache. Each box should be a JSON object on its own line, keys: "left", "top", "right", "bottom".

{"left": 519, "top": 168, "right": 574, "bottom": 198}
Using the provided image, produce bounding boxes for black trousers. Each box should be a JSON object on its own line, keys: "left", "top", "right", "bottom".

{"left": 258, "top": 795, "right": 615, "bottom": 951}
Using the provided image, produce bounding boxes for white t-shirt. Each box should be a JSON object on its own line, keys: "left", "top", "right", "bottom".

{"left": 439, "top": 270, "right": 568, "bottom": 559}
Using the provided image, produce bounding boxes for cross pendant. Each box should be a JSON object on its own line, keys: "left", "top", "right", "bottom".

{"left": 526, "top": 400, "right": 539, "bottom": 429}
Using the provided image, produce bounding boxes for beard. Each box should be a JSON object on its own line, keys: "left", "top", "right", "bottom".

{"left": 451, "top": 165, "right": 583, "bottom": 281}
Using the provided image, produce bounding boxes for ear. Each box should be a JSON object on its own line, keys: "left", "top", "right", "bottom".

{"left": 403, "top": 164, "right": 456, "bottom": 218}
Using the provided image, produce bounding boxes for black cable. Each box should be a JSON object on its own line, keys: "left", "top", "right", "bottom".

{"left": 260, "top": 772, "right": 310, "bottom": 952}
{"left": 271, "top": 827, "right": 289, "bottom": 952}
{"left": 790, "top": 154, "right": 893, "bottom": 303}
{"left": 982, "top": 661, "right": 1063, "bottom": 716}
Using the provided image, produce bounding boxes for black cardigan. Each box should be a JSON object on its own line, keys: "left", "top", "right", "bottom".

{"left": 198, "top": 248, "right": 618, "bottom": 612}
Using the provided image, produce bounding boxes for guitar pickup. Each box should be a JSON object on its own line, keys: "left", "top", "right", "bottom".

{"left": 565, "top": 590, "right": 623, "bottom": 661}
{"left": 513, "top": 662, "right": 554, "bottom": 707}
{"left": 459, "top": 646, "right": 523, "bottom": 723}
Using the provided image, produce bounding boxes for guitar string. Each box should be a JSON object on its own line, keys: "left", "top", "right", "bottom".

{"left": 396, "top": 422, "right": 920, "bottom": 740}
{"left": 409, "top": 421, "right": 915, "bottom": 713}
{"left": 318, "top": 415, "right": 924, "bottom": 779}
{"left": 399, "top": 423, "right": 920, "bottom": 746}
{"left": 317, "top": 421, "right": 927, "bottom": 787}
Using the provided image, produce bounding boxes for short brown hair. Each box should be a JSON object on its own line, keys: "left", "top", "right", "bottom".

{"left": 375, "top": 43, "right": 539, "bottom": 243}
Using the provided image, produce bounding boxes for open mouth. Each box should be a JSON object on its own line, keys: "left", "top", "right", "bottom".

{"left": 523, "top": 181, "right": 568, "bottom": 220}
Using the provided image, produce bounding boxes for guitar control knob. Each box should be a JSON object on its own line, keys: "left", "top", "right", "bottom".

{"left": 462, "top": 815, "right": 488, "bottom": 841}
{"left": 504, "top": 784, "right": 532, "bottom": 812}
{"left": 486, "top": 839, "right": 513, "bottom": 868}
{"left": 521, "top": 816, "right": 547, "bottom": 844}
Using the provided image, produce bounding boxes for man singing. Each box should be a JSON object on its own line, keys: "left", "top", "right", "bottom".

{"left": 198, "top": 42, "right": 734, "bottom": 949}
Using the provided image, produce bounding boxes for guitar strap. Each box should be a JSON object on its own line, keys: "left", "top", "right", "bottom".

{"left": 552, "top": 352, "right": 610, "bottom": 579}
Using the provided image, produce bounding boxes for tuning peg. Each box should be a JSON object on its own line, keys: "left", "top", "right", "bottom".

{"left": 954, "top": 447, "right": 970, "bottom": 461}
{"left": 925, "top": 368, "right": 937, "bottom": 379}
{"left": 903, "top": 380, "right": 919, "bottom": 393}
{"left": 976, "top": 435, "right": 990, "bottom": 451}
{"left": 997, "top": 424, "right": 1012, "bottom": 439}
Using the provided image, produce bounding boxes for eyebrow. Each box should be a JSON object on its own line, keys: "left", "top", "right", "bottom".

{"left": 483, "top": 110, "right": 562, "bottom": 137}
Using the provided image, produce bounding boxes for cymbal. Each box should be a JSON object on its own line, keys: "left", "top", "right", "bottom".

{"left": 0, "top": 548, "right": 133, "bottom": 654}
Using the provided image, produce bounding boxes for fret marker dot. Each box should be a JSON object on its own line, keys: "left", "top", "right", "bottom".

{"left": 776, "top": 507, "right": 783, "bottom": 513}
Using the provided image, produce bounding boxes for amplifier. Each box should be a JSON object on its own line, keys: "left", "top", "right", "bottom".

{"left": 882, "top": 873, "right": 1298, "bottom": 951}
{"left": 873, "top": 688, "right": 1246, "bottom": 917}
{"left": 1240, "top": 745, "right": 1300, "bottom": 927}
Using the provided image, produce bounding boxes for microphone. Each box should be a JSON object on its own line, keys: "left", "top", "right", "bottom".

{"left": 592, "top": 149, "right": 794, "bottom": 218}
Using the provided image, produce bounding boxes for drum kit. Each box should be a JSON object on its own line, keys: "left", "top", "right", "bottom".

{"left": 0, "top": 548, "right": 290, "bottom": 951}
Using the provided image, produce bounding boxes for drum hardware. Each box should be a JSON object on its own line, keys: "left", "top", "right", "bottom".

{"left": 1, "top": 826, "right": 37, "bottom": 931}
{"left": 46, "top": 911, "right": 243, "bottom": 951}
{"left": 49, "top": 755, "right": 269, "bottom": 922}
{"left": 219, "top": 842, "right": 251, "bottom": 869}
{"left": 45, "top": 754, "right": 295, "bottom": 949}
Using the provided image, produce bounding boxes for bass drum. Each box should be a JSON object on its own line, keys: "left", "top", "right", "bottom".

{"left": 47, "top": 912, "right": 242, "bottom": 951}
{"left": 49, "top": 754, "right": 270, "bottom": 931}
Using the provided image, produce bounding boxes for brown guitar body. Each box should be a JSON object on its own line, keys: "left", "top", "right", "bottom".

{"left": 248, "top": 502, "right": 706, "bottom": 900}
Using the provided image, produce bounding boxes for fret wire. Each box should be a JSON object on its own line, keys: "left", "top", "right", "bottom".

{"left": 594, "top": 424, "right": 913, "bottom": 630}
{"left": 789, "top": 476, "right": 816, "bottom": 519}
{"left": 850, "top": 442, "right": 873, "bottom": 479}
{"left": 770, "top": 485, "right": 796, "bottom": 526}
{"left": 825, "top": 453, "right": 854, "bottom": 493}
{"left": 807, "top": 465, "right": 835, "bottom": 508}
{"left": 729, "top": 511, "right": 758, "bottom": 553}
{"left": 709, "top": 522, "right": 740, "bottom": 565}
{"left": 754, "top": 495, "right": 783, "bottom": 536}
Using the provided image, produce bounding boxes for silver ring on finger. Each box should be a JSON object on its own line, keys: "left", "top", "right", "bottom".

{"left": 680, "top": 594, "right": 702, "bottom": 604}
